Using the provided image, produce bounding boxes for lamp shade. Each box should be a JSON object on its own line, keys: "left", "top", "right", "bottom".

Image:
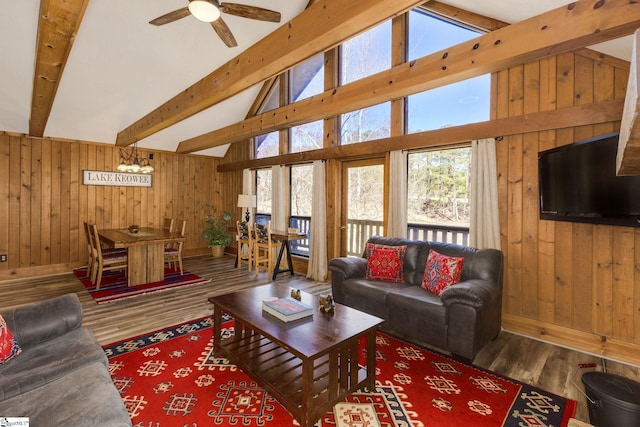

{"left": 237, "top": 194, "right": 257, "bottom": 208}
{"left": 188, "top": 0, "right": 221, "bottom": 22}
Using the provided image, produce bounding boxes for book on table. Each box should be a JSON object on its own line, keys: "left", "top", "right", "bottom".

{"left": 262, "top": 296, "right": 314, "bottom": 322}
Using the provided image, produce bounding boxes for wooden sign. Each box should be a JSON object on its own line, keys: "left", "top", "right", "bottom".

{"left": 82, "top": 170, "right": 152, "bottom": 187}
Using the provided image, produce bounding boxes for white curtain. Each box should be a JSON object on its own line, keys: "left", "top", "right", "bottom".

{"left": 470, "top": 138, "right": 501, "bottom": 249}
{"left": 271, "top": 165, "right": 288, "bottom": 231}
{"left": 307, "top": 161, "right": 327, "bottom": 281}
{"left": 387, "top": 150, "right": 408, "bottom": 238}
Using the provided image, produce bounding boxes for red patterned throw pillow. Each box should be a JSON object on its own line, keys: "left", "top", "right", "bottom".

{"left": 422, "top": 249, "right": 464, "bottom": 296}
{"left": 0, "top": 314, "right": 21, "bottom": 364}
{"left": 365, "top": 243, "right": 407, "bottom": 283}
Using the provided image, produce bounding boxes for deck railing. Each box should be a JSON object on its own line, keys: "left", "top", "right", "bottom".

{"left": 346, "top": 220, "right": 469, "bottom": 256}
{"left": 255, "top": 214, "right": 469, "bottom": 258}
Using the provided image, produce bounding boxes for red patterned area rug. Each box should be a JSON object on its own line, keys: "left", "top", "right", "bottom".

{"left": 103, "top": 316, "right": 576, "bottom": 427}
{"left": 73, "top": 267, "right": 211, "bottom": 304}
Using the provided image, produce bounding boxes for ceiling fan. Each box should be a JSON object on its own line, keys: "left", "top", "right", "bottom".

{"left": 149, "top": 0, "right": 281, "bottom": 48}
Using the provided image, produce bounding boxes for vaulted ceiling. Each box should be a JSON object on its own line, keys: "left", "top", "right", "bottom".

{"left": 0, "top": 0, "right": 635, "bottom": 158}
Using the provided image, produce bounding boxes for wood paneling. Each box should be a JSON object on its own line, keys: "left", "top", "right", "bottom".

{"left": 496, "top": 51, "right": 640, "bottom": 364}
{"left": 0, "top": 133, "right": 220, "bottom": 280}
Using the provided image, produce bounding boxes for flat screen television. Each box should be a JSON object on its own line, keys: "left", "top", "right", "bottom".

{"left": 538, "top": 132, "right": 640, "bottom": 227}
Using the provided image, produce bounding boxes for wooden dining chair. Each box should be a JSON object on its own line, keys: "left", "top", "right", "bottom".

{"left": 163, "top": 218, "right": 175, "bottom": 233}
{"left": 236, "top": 221, "right": 254, "bottom": 272}
{"left": 165, "top": 219, "right": 187, "bottom": 275}
{"left": 89, "top": 223, "right": 128, "bottom": 289}
{"left": 253, "top": 222, "right": 280, "bottom": 279}
{"left": 83, "top": 221, "right": 96, "bottom": 276}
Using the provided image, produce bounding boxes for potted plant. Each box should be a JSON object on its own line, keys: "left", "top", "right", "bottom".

{"left": 202, "top": 205, "right": 233, "bottom": 258}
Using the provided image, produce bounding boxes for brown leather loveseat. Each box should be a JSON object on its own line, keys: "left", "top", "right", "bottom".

{"left": 329, "top": 236, "right": 504, "bottom": 361}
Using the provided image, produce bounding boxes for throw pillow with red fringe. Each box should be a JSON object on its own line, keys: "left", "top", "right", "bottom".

{"left": 365, "top": 243, "right": 407, "bottom": 283}
{"left": 0, "top": 314, "right": 21, "bottom": 364}
{"left": 422, "top": 249, "right": 464, "bottom": 296}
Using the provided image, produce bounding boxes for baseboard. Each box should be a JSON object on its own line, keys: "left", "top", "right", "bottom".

{"left": 0, "top": 261, "right": 85, "bottom": 282}
{"left": 502, "top": 313, "right": 640, "bottom": 367}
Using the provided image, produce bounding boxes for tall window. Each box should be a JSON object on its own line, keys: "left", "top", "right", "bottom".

{"left": 408, "top": 10, "right": 481, "bottom": 60}
{"left": 256, "top": 80, "right": 280, "bottom": 158}
{"left": 290, "top": 54, "right": 324, "bottom": 102}
{"left": 407, "top": 10, "right": 489, "bottom": 133}
{"left": 289, "top": 55, "right": 325, "bottom": 153}
{"left": 290, "top": 165, "right": 313, "bottom": 218}
{"left": 341, "top": 102, "right": 391, "bottom": 145}
{"left": 339, "top": 21, "right": 392, "bottom": 144}
{"left": 290, "top": 164, "right": 313, "bottom": 256}
{"left": 407, "top": 147, "right": 470, "bottom": 244}
{"left": 291, "top": 121, "right": 323, "bottom": 153}
{"left": 256, "top": 132, "right": 279, "bottom": 158}
{"left": 256, "top": 168, "right": 272, "bottom": 217}
{"left": 340, "top": 21, "right": 391, "bottom": 85}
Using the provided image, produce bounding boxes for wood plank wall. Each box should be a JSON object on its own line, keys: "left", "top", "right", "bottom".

{"left": 496, "top": 51, "right": 640, "bottom": 364}
{"left": 0, "top": 134, "right": 222, "bottom": 281}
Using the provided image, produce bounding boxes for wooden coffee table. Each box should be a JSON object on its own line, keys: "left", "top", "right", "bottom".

{"left": 208, "top": 284, "right": 383, "bottom": 427}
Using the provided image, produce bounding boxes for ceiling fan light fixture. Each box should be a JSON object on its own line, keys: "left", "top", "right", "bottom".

{"left": 188, "top": 0, "right": 221, "bottom": 23}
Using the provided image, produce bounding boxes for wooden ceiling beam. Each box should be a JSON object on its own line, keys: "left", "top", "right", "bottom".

{"left": 29, "top": 0, "right": 89, "bottom": 137}
{"left": 115, "top": 0, "right": 426, "bottom": 147}
{"left": 177, "top": 0, "right": 639, "bottom": 154}
{"left": 217, "top": 98, "right": 624, "bottom": 172}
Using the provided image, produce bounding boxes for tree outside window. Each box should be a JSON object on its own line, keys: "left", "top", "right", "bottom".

{"left": 255, "top": 80, "right": 280, "bottom": 159}
{"left": 256, "top": 168, "right": 272, "bottom": 215}
{"left": 341, "top": 102, "right": 391, "bottom": 145}
{"left": 407, "top": 147, "right": 470, "bottom": 227}
{"left": 340, "top": 21, "right": 391, "bottom": 85}
{"left": 291, "top": 121, "right": 323, "bottom": 153}
{"left": 256, "top": 132, "right": 279, "bottom": 158}
{"left": 338, "top": 21, "right": 392, "bottom": 145}
{"left": 291, "top": 165, "right": 313, "bottom": 217}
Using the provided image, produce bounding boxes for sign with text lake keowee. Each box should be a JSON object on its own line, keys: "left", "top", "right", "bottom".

{"left": 82, "top": 170, "right": 152, "bottom": 187}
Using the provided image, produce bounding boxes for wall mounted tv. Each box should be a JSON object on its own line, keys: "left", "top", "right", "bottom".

{"left": 538, "top": 132, "right": 640, "bottom": 228}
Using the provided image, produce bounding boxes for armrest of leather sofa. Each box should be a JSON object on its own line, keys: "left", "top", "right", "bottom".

{"left": 440, "top": 279, "right": 500, "bottom": 308}
{"left": 329, "top": 257, "right": 367, "bottom": 279}
{"left": 1, "top": 293, "right": 83, "bottom": 348}
{"left": 329, "top": 257, "right": 368, "bottom": 302}
{"left": 440, "top": 278, "right": 502, "bottom": 360}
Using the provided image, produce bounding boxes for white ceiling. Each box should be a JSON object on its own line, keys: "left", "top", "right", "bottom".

{"left": 0, "top": 0, "right": 632, "bottom": 157}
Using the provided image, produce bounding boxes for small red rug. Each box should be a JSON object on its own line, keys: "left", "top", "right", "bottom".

{"left": 103, "top": 316, "right": 577, "bottom": 426}
{"left": 73, "top": 267, "right": 210, "bottom": 304}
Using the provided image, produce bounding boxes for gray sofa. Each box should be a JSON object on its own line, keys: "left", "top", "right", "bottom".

{"left": 329, "top": 236, "right": 504, "bottom": 361}
{"left": 0, "top": 294, "right": 131, "bottom": 426}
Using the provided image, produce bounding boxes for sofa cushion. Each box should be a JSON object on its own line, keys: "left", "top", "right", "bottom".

{"left": 0, "top": 361, "right": 132, "bottom": 426}
{"left": 365, "top": 243, "right": 407, "bottom": 283}
{"left": 422, "top": 249, "right": 464, "bottom": 296}
{"left": 343, "top": 278, "right": 410, "bottom": 319}
{"left": 0, "top": 314, "right": 21, "bottom": 365}
{"left": 0, "top": 326, "right": 108, "bottom": 401}
{"left": 386, "top": 286, "right": 448, "bottom": 348}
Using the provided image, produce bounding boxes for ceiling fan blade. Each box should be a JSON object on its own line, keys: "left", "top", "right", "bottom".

{"left": 220, "top": 3, "right": 281, "bottom": 23}
{"left": 149, "top": 7, "right": 191, "bottom": 26}
{"left": 211, "top": 17, "right": 238, "bottom": 48}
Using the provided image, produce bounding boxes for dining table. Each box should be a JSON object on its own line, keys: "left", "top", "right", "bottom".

{"left": 98, "top": 227, "right": 186, "bottom": 286}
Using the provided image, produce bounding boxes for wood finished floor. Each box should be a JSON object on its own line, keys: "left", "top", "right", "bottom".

{"left": 2, "top": 254, "right": 639, "bottom": 424}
